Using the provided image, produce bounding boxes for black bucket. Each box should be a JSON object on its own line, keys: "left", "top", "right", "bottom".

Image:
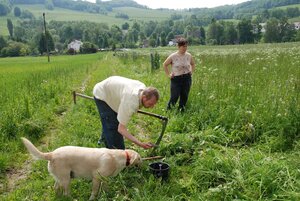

{"left": 149, "top": 162, "right": 170, "bottom": 181}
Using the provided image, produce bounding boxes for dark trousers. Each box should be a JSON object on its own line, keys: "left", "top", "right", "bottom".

{"left": 94, "top": 98, "right": 125, "bottom": 149}
{"left": 167, "top": 73, "right": 192, "bottom": 111}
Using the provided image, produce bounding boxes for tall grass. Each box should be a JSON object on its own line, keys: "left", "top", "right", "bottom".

{"left": 0, "top": 54, "right": 102, "bottom": 173}
{"left": 1, "top": 43, "right": 300, "bottom": 200}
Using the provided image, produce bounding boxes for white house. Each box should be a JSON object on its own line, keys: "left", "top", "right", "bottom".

{"left": 67, "top": 40, "right": 83, "bottom": 52}
{"left": 259, "top": 22, "right": 300, "bottom": 33}
{"left": 294, "top": 22, "right": 300, "bottom": 30}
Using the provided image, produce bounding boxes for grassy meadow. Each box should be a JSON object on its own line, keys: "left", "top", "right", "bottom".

{"left": 0, "top": 4, "right": 189, "bottom": 36}
{"left": 0, "top": 43, "right": 299, "bottom": 200}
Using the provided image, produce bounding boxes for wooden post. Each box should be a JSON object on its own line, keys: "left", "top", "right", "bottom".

{"left": 43, "top": 13, "right": 50, "bottom": 62}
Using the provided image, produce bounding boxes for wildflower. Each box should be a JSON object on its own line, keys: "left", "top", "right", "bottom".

{"left": 247, "top": 123, "right": 255, "bottom": 132}
{"left": 209, "top": 94, "right": 215, "bottom": 100}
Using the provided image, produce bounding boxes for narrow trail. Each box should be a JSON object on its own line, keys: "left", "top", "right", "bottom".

{"left": 4, "top": 72, "right": 93, "bottom": 195}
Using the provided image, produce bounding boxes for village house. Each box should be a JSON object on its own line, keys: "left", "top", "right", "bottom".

{"left": 259, "top": 22, "right": 300, "bottom": 33}
{"left": 67, "top": 40, "right": 83, "bottom": 52}
{"left": 294, "top": 22, "right": 300, "bottom": 30}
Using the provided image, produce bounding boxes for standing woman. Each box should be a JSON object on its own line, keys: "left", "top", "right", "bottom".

{"left": 163, "top": 37, "right": 195, "bottom": 112}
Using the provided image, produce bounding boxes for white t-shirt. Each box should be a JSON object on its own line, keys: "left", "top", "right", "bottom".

{"left": 167, "top": 51, "right": 192, "bottom": 76}
{"left": 93, "top": 76, "right": 145, "bottom": 125}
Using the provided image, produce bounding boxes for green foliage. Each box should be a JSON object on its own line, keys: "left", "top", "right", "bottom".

{"left": 13, "top": 6, "right": 21, "bottom": 17}
{"left": 45, "top": 0, "right": 54, "bottom": 10}
{"left": 0, "top": 2, "right": 10, "bottom": 16}
{"left": 115, "top": 12, "right": 129, "bottom": 19}
{"left": 1, "top": 43, "right": 300, "bottom": 200}
{"left": 237, "top": 19, "right": 254, "bottom": 44}
{"left": 150, "top": 52, "right": 160, "bottom": 72}
{"left": 6, "top": 18, "right": 13, "bottom": 38}
{"left": 19, "top": 9, "right": 35, "bottom": 19}
{"left": 38, "top": 31, "right": 55, "bottom": 55}
{"left": 0, "top": 35, "right": 7, "bottom": 50}
{"left": 80, "top": 42, "right": 98, "bottom": 54}
{"left": 1, "top": 41, "right": 30, "bottom": 56}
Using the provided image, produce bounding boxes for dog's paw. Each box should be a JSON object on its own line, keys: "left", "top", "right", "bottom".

{"left": 89, "top": 194, "right": 95, "bottom": 200}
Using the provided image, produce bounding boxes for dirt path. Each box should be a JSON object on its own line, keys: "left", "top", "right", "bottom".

{"left": 4, "top": 74, "right": 92, "bottom": 194}
{"left": 5, "top": 159, "right": 32, "bottom": 193}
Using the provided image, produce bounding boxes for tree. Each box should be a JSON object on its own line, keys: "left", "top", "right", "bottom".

{"left": 7, "top": 19, "right": 13, "bottom": 38}
{"left": 0, "top": 36, "right": 7, "bottom": 51}
{"left": 264, "top": 18, "right": 280, "bottom": 43}
{"left": 224, "top": 22, "right": 238, "bottom": 44}
{"left": 237, "top": 19, "right": 254, "bottom": 44}
{"left": 132, "top": 22, "right": 140, "bottom": 32}
{"left": 295, "top": 30, "right": 300, "bottom": 42}
{"left": 262, "top": 9, "right": 270, "bottom": 21}
{"left": 80, "top": 42, "right": 98, "bottom": 54}
{"left": 60, "top": 25, "right": 73, "bottom": 43}
{"left": 199, "top": 26, "right": 206, "bottom": 44}
{"left": 20, "top": 10, "right": 35, "bottom": 19}
{"left": 14, "top": 26, "right": 26, "bottom": 42}
{"left": 143, "top": 21, "right": 157, "bottom": 37}
{"left": 45, "top": 0, "right": 54, "bottom": 10}
{"left": 286, "top": 7, "right": 299, "bottom": 18}
{"left": 14, "top": 6, "right": 21, "bottom": 17}
{"left": 110, "top": 25, "right": 123, "bottom": 45}
{"left": 279, "top": 18, "right": 296, "bottom": 42}
{"left": 166, "top": 31, "right": 174, "bottom": 42}
{"left": 160, "top": 31, "right": 167, "bottom": 46}
{"left": 1, "top": 41, "right": 29, "bottom": 57}
{"left": 206, "top": 20, "right": 224, "bottom": 45}
{"left": 270, "top": 9, "right": 286, "bottom": 19}
{"left": 83, "top": 29, "right": 91, "bottom": 42}
{"left": 0, "top": 3, "right": 9, "bottom": 16}
{"left": 122, "top": 22, "right": 129, "bottom": 30}
{"left": 38, "top": 31, "right": 54, "bottom": 55}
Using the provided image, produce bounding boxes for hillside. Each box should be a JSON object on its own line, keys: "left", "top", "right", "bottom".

{"left": 0, "top": 4, "right": 191, "bottom": 36}
{"left": 0, "top": 0, "right": 300, "bottom": 35}
{"left": 1, "top": 0, "right": 300, "bottom": 36}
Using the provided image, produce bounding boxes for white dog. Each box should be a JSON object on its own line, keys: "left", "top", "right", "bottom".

{"left": 21, "top": 137, "right": 142, "bottom": 200}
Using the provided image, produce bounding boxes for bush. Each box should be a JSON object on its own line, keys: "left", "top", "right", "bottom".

{"left": 1, "top": 41, "right": 30, "bottom": 57}
{"left": 67, "top": 47, "right": 76, "bottom": 55}
{"left": 14, "top": 6, "right": 21, "bottom": 17}
{"left": 80, "top": 42, "right": 98, "bottom": 54}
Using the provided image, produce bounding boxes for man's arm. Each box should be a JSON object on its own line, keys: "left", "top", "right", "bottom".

{"left": 118, "top": 123, "right": 153, "bottom": 149}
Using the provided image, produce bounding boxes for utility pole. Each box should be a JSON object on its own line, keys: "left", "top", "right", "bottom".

{"left": 43, "top": 13, "right": 50, "bottom": 62}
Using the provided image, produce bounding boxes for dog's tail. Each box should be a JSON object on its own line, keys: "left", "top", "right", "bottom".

{"left": 21, "top": 137, "right": 52, "bottom": 161}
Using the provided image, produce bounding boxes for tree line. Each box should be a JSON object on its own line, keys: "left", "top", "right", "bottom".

{"left": 1, "top": 0, "right": 300, "bottom": 57}
{"left": 1, "top": 15, "right": 300, "bottom": 57}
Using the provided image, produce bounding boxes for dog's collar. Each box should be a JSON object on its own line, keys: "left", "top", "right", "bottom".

{"left": 125, "top": 151, "right": 130, "bottom": 166}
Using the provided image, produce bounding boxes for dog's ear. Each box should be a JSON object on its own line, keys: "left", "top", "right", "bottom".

{"left": 128, "top": 150, "right": 142, "bottom": 165}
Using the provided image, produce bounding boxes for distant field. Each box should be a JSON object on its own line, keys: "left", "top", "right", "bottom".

{"left": 276, "top": 3, "right": 300, "bottom": 9}
{"left": 290, "top": 16, "right": 300, "bottom": 22}
{"left": 114, "top": 7, "right": 191, "bottom": 21}
{"left": 17, "top": 4, "right": 127, "bottom": 24}
{"left": 0, "top": 4, "right": 189, "bottom": 36}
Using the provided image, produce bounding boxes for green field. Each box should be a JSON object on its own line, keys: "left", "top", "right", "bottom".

{"left": 0, "top": 43, "right": 300, "bottom": 200}
{"left": 0, "top": 4, "right": 190, "bottom": 36}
